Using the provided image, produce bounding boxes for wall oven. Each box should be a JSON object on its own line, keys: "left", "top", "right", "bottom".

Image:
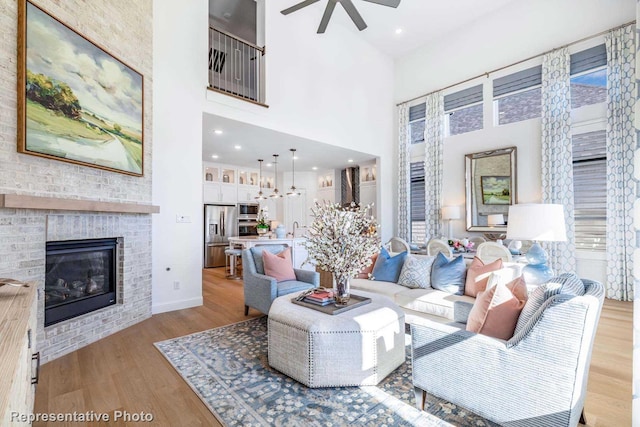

{"left": 238, "top": 220, "right": 258, "bottom": 236}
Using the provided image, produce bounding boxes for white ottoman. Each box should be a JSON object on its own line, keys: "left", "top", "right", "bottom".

{"left": 268, "top": 290, "right": 406, "bottom": 388}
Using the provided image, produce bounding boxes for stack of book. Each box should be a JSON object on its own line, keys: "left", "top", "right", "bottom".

{"left": 303, "top": 290, "right": 335, "bottom": 306}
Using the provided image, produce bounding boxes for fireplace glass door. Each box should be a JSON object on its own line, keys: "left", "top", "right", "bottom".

{"left": 45, "top": 238, "right": 118, "bottom": 326}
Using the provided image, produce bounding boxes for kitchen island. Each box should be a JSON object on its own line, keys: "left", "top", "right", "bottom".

{"left": 228, "top": 236, "right": 313, "bottom": 270}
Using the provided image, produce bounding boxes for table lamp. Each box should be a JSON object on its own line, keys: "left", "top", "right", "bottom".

{"left": 506, "top": 204, "right": 567, "bottom": 284}
{"left": 487, "top": 214, "right": 505, "bottom": 227}
{"left": 441, "top": 206, "right": 461, "bottom": 239}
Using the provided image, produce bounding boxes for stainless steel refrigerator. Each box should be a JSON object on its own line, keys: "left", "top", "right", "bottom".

{"left": 204, "top": 204, "right": 237, "bottom": 268}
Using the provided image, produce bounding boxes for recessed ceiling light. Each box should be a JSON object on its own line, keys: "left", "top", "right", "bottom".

{"left": 211, "top": 154, "right": 219, "bottom": 159}
{"left": 348, "top": 159, "right": 354, "bottom": 163}
{"left": 312, "top": 166, "right": 318, "bottom": 171}
{"left": 214, "top": 129, "right": 223, "bottom": 134}
{"left": 266, "top": 163, "right": 272, "bottom": 167}
{"left": 395, "top": 28, "right": 403, "bottom": 35}
{"left": 234, "top": 145, "right": 241, "bottom": 150}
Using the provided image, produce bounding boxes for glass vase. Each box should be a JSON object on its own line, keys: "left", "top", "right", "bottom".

{"left": 332, "top": 274, "right": 351, "bottom": 306}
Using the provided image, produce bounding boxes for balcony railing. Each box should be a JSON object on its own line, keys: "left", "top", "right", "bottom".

{"left": 208, "top": 27, "right": 265, "bottom": 105}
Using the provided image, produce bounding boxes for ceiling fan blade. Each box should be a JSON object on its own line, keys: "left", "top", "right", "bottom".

{"left": 317, "top": 1, "right": 337, "bottom": 33}
{"left": 340, "top": 0, "right": 367, "bottom": 31}
{"left": 361, "top": 0, "right": 401, "bottom": 7}
{"left": 281, "top": 0, "right": 321, "bottom": 15}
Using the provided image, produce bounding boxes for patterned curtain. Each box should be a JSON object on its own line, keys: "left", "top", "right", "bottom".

{"left": 397, "top": 103, "right": 410, "bottom": 241}
{"left": 605, "top": 25, "right": 635, "bottom": 301}
{"left": 424, "top": 92, "right": 444, "bottom": 239}
{"left": 540, "top": 48, "right": 576, "bottom": 272}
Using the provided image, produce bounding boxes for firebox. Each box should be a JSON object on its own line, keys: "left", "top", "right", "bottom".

{"left": 45, "top": 238, "right": 119, "bottom": 326}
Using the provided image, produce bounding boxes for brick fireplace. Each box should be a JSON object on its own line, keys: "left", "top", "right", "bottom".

{"left": 0, "top": 205, "right": 154, "bottom": 363}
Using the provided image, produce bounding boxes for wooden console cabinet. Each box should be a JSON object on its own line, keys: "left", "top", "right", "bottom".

{"left": 0, "top": 282, "right": 38, "bottom": 425}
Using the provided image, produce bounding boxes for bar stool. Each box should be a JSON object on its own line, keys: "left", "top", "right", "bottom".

{"left": 225, "top": 247, "right": 243, "bottom": 279}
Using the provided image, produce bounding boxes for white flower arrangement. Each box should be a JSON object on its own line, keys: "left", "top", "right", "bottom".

{"left": 303, "top": 201, "right": 380, "bottom": 285}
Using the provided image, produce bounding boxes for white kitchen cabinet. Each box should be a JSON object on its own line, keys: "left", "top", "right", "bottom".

{"left": 315, "top": 170, "right": 340, "bottom": 204}
{"left": 237, "top": 185, "right": 258, "bottom": 202}
{"left": 203, "top": 182, "right": 238, "bottom": 203}
{"left": 359, "top": 181, "right": 376, "bottom": 209}
{"left": 285, "top": 189, "right": 307, "bottom": 231}
{"left": 203, "top": 162, "right": 238, "bottom": 203}
{"left": 237, "top": 167, "right": 260, "bottom": 202}
{"left": 293, "top": 239, "right": 314, "bottom": 271}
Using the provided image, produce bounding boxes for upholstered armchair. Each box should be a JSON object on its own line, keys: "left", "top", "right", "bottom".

{"left": 411, "top": 278, "right": 604, "bottom": 426}
{"left": 242, "top": 245, "right": 319, "bottom": 315}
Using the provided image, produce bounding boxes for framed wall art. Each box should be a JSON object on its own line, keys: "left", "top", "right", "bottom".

{"left": 480, "top": 176, "right": 511, "bottom": 205}
{"left": 17, "top": 1, "right": 144, "bottom": 176}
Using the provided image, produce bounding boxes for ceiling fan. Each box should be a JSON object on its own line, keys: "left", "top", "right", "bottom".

{"left": 281, "top": 0, "right": 401, "bottom": 34}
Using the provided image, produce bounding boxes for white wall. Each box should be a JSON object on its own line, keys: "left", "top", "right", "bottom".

{"left": 152, "top": 1, "right": 208, "bottom": 313}
{"left": 152, "top": 0, "right": 395, "bottom": 313}
{"left": 395, "top": 0, "right": 634, "bottom": 103}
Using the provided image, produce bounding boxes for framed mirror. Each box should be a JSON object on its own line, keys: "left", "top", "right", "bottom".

{"left": 465, "top": 147, "right": 517, "bottom": 232}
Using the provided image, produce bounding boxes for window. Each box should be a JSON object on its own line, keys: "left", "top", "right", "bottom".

{"left": 410, "top": 161, "right": 426, "bottom": 244}
{"left": 493, "top": 65, "right": 542, "bottom": 125}
{"left": 572, "top": 130, "right": 606, "bottom": 251}
{"left": 409, "top": 103, "right": 425, "bottom": 144}
{"left": 444, "top": 84, "right": 483, "bottom": 136}
{"left": 570, "top": 44, "right": 607, "bottom": 109}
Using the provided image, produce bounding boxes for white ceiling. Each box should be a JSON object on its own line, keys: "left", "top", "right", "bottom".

{"left": 280, "top": 0, "right": 519, "bottom": 59}
{"left": 202, "top": 114, "right": 377, "bottom": 172}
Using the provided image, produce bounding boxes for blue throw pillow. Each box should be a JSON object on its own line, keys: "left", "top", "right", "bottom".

{"left": 371, "top": 247, "right": 407, "bottom": 283}
{"left": 431, "top": 252, "right": 466, "bottom": 295}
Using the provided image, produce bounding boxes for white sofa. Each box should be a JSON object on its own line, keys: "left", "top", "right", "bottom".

{"left": 350, "top": 258, "right": 524, "bottom": 326}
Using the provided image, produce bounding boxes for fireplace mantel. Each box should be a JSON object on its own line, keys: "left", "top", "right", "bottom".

{"left": 0, "top": 194, "right": 160, "bottom": 214}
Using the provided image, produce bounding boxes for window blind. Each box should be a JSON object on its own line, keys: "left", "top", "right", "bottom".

{"left": 409, "top": 103, "right": 426, "bottom": 122}
{"left": 493, "top": 65, "right": 542, "bottom": 98}
{"left": 410, "top": 161, "right": 425, "bottom": 222}
{"left": 572, "top": 130, "right": 606, "bottom": 251}
{"left": 570, "top": 44, "right": 606, "bottom": 75}
{"left": 444, "top": 84, "right": 483, "bottom": 112}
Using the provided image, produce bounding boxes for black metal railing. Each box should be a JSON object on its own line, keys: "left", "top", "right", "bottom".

{"left": 208, "top": 27, "right": 265, "bottom": 104}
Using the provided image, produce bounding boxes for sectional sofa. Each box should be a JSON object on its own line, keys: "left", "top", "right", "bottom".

{"left": 350, "top": 252, "right": 523, "bottom": 326}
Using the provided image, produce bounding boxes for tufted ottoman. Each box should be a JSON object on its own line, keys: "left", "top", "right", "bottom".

{"left": 267, "top": 290, "right": 405, "bottom": 388}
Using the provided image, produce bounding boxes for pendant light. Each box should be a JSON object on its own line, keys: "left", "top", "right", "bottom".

{"left": 270, "top": 154, "right": 283, "bottom": 198}
{"left": 287, "top": 148, "right": 300, "bottom": 197}
{"left": 255, "top": 159, "right": 267, "bottom": 200}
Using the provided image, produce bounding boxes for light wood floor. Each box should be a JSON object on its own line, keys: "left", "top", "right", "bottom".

{"left": 33, "top": 269, "right": 632, "bottom": 426}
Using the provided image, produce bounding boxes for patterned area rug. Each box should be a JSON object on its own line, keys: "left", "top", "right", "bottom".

{"left": 155, "top": 317, "right": 496, "bottom": 427}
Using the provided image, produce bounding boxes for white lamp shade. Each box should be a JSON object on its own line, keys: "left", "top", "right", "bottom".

{"left": 441, "top": 206, "right": 461, "bottom": 220}
{"left": 506, "top": 204, "right": 567, "bottom": 242}
{"left": 487, "top": 214, "right": 505, "bottom": 226}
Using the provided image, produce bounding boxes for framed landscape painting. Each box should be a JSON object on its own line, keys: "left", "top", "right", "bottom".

{"left": 17, "top": 1, "right": 144, "bottom": 176}
{"left": 480, "top": 176, "right": 511, "bottom": 205}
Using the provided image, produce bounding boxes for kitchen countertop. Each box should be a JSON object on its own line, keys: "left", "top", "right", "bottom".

{"left": 228, "top": 236, "right": 306, "bottom": 248}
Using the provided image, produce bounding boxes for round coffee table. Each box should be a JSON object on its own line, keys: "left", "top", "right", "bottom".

{"left": 267, "top": 290, "right": 406, "bottom": 388}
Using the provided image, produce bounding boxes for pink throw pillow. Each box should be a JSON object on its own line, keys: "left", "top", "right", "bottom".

{"left": 464, "top": 257, "right": 503, "bottom": 297}
{"left": 263, "top": 248, "right": 296, "bottom": 282}
{"left": 466, "top": 275, "right": 528, "bottom": 340}
{"left": 356, "top": 253, "right": 379, "bottom": 279}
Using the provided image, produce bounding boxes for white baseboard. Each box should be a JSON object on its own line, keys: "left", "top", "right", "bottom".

{"left": 152, "top": 296, "right": 203, "bottom": 314}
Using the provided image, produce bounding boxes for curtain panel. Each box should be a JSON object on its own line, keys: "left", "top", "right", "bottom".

{"left": 397, "top": 103, "right": 411, "bottom": 241}
{"left": 605, "top": 24, "right": 635, "bottom": 301}
{"left": 424, "top": 92, "right": 444, "bottom": 240}
{"left": 540, "top": 47, "right": 577, "bottom": 272}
